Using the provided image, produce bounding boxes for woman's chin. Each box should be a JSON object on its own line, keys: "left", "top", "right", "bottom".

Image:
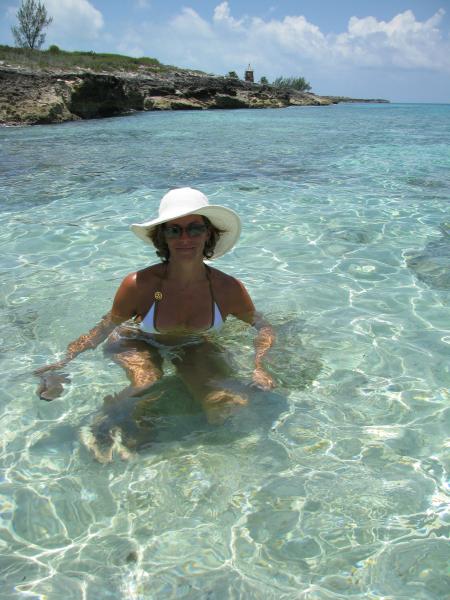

{"left": 172, "top": 247, "right": 200, "bottom": 259}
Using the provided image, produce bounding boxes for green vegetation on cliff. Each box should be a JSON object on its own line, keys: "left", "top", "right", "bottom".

{"left": 0, "top": 44, "right": 388, "bottom": 126}
{"left": 0, "top": 44, "right": 174, "bottom": 73}
{"left": 272, "top": 76, "right": 312, "bottom": 92}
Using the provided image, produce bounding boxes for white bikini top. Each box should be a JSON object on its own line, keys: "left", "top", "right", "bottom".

{"left": 138, "top": 266, "right": 224, "bottom": 335}
{"left": 140, "top": 300, "right": 223, "bottom": 334}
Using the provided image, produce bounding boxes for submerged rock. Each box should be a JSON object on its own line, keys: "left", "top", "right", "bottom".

{"left": 406, "top": 225, "right": 450, "bottom": 290}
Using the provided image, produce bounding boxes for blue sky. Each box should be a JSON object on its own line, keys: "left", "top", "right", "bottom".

{"left": 1, "top": 0, "right": 449, "bottom": 102}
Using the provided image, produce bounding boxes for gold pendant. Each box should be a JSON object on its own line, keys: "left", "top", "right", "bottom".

{"left": 154, "top": 291, "right": 163, "bottom": 301}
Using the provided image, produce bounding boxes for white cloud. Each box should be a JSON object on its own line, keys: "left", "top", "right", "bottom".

{"left": 45, "top": 0, "right": 104, "bottom": 43}
{"left": 335, "top": 9, "right": 449, "bottom": 71}
{"left": 213, "top": 1, "right": 244, "bottom": 30}
{"left": 138, "top": 3, "right": 449, "bottom": 74}
{"left": 171, "top": 7, "right": 213, "bottom": 38}
{"left": 111, "top": 1, "right": 450, "bottom": 97}
{"left": 250, "top": 15, "right": 327, "bottom": 57}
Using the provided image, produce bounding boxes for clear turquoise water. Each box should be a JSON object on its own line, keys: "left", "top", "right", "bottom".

{"left": 1, "top": 103, "right": 449, "bottom": 599}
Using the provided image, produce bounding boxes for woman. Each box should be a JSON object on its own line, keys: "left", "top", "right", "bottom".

{"left": 36, "top": 188, "right": 275, "bottom": 452}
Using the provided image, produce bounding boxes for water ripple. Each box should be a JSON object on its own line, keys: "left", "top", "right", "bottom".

{"left": 1, "top": 103, "right": 449, "bottom": 599}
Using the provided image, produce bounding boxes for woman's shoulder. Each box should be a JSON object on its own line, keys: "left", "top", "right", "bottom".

{"left": 208, "top": 266, "right": 250, "bottom": 300}
{"left": 119, "top": 263, "right": 164, "bottom": 291}
{"left": 208, "top": 265, "right": 240, "bottom": 287}
{"left": 112, "top": 263, "right": 164, "bottom": 319}
{"left": 208, "top": 265, "right": 254, "bottom": 319}
{"left": 136, "top": 262, "right": 165, "bottom": 281}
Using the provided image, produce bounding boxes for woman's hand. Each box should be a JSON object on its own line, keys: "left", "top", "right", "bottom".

{"left": 34, "top": 359, "right": 71, "bottom": 401}
{"left": 33, "top": 311, "right": 120, "bottom": 397}
{"left": 252, "top": 366, "right": 275, "bottom": 391}
{"left": 36, "top": 372, "right": 71, "bottom": 401}
{"left": 34, "top": 359, "right": 69, "bottom": 376}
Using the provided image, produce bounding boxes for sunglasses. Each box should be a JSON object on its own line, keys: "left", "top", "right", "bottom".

{"left": 164, "top": 222, "right": 208, "bottom": 239}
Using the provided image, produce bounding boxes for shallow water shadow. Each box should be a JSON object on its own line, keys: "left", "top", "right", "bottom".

{"left": 31, "top": 315, "right": 320, "bottom": 460}
{"left": 327, "top": 226, "right": 376, "bottom": 245}
{"left": 81, "top": 375, "right": 289, "bottom": 457}
{"left": 263, "top": 315, "right": 323, "bottom": 390}
{"left": 406, "top": 224, "right": 450, "bottom": 290}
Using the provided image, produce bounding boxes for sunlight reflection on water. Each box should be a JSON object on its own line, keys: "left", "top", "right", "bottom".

{"left": 1, "top": 104, "right": 449, "bottom": 599}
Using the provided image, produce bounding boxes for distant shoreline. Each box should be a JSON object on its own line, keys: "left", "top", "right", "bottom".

{"left": 0, "top": 62, "right": 389, "bottom": 127}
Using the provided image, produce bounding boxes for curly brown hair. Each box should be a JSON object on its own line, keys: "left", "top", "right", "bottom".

{"left": 148, "top": 216, "right": 224, "bottom": 262}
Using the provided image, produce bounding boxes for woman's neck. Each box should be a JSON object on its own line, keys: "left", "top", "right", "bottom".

{"left": 165, "top": 260, "right": 207, "bottom": 285}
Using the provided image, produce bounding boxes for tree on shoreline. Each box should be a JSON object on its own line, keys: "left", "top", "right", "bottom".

{"left": 11, "top": 0, "right": 53, "bottom": 50}
{"left": 273, "top": 76, "right": 311, "bottom": 92}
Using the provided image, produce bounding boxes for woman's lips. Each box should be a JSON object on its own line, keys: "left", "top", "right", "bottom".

{"left": 174, "top": 245, "right": 196, "bottom": 252}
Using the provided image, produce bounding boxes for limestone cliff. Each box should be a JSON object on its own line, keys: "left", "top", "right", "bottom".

{"left": 0, "top": 65, "right": 388, "bottom": 126}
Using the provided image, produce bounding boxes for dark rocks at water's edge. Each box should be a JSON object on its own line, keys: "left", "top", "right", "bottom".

{"left": 0, "top": 65, "right": 389, "bottom": 126}
{"left": 320, "top": 95, "right": 390, "bottom": 104}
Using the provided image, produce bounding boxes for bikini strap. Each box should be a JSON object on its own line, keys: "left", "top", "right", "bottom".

{"left": 205, "top": 265, "right": 215, "bottom": 296}
{"left": 152, "top": 264, "right": 167, "bottom": 331}
{"left": 205, "top": 265, "right": 217, "bottom": 328}
{"left": 153, "top": 263, "right": 168, "bottom": 302}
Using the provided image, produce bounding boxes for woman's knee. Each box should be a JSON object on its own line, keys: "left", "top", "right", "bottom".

{"left": 130, "top": 364, "right": 162, "bottom": 388}
{"left": 202, "top": 389, "right": 248, "bottom": 424}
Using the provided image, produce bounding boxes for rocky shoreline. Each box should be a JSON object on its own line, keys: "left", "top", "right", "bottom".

{"left": 0, "top": 64, "right": 389, "bottom": 126}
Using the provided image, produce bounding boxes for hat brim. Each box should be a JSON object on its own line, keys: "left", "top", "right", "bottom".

{"left": 131, "top": 205, "right": 241, "bottom": 259}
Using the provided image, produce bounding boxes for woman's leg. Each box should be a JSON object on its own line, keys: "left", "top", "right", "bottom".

{"left": 104, "top": 330, "right": 164, "bottom": 393}
{"left": 173, "top": 341, "right": 247, "bottom": 424}
{"left": 82, "top": 330, "right": 164, "bottom": 462}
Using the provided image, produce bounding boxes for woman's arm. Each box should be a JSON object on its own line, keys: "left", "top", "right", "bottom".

{"left": 228, "top": 277, "right": 276, "bottom": 390}
{"left": 66, "top": 312, "right": 120, "bottom": 361}
{"left": 35, "top": 273, "right": 137, "bottom": 375}
{"left": 252, "top": 311, "right": 276, "bottom": 390}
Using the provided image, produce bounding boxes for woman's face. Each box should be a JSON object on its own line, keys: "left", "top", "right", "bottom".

{"left": 163, "top": 214, "right": 209, "bottom": 261}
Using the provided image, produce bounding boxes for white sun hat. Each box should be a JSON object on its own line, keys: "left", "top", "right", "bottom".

{"left": 131, "top": 187, "right": 241, "bottom": 259}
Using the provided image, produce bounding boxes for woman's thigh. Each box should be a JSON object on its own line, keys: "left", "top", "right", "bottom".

{"left": 173, "top": 341, "right": 246, "bottom": 423}
{"left": 104, "top": 329, "right": 164, "bottom": 388}
{"left": 172, "top": 341, "right": 232, "bottom": 392}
